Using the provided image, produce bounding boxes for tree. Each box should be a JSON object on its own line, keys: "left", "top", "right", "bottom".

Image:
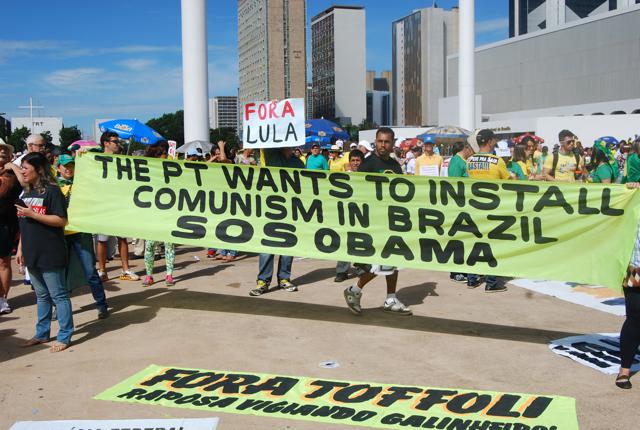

{"left": 146, "top": 110, "right": 184, "bottom": 146}
{"left": 40, "top": 130, "right": 53, "bottom": 150}
{"left": 59, "top": 125, "right": 82, "bottom": 149}
{"left": 210, "top": 127, "right": 239, "bottom": 149}
{"left": 8, "top": 126, "right": 29, "bottom": 153}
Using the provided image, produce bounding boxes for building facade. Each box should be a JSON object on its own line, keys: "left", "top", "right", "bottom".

{"left": 12, "top": 117, "right": 63, "bottom": 146}
{"left": 305, "top": 83, "right": 313, "bottom": 119}
{"left": 392, "top": 6, "right": 459, "bottom": 126}
{"left": 311, "top": 5, "right": 366, "bottom": 125}
{"left": 237, "top": 0, "right": 306, "bottom": 111}
{"left": 0, "top": 115, "right": 10, "bottom": 142}
{"left": 209, "top": 96, "right": 239, "bottom": 130}
{"left": 509, "top": 0, "right": 640, "bottom": 37}
{"left": 366, "top": 90, "right": 391, "bottom": 126}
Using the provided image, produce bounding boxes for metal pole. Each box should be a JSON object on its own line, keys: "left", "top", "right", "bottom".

{"left": 181, "top": 0, "right": 210, "bottom": 143}
{"left": 458, "top": 0, "right": 475, "bottom": 131}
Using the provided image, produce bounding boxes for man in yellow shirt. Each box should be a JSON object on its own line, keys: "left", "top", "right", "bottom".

{"left": 465, "top": 129, "right": 508, "bottom": 293}
{"left": 542, "top": 129, "right": 584, "bottom": 182}
{"left": 466, "top": 129, "right": 510, "bottom": 180}
{"left": 414, "top": 136, "right": 443, "bottom": 176}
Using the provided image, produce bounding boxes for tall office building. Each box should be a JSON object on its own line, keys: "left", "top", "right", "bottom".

{"left": 209, "top": 96, "right": 239, "bottom": 130}
{"left": 237, "top": 0, "right": 306, "bottom": 112}
{"left": 509, "top": 0, "right": 639, "bottom": 37}
{"left": 311, "top": 6, "right": 366, "bottom": 125}
{"left": 392, "top": 6, "right": 459, "bottom": 126}
{"left": 306, "top": 83, "right": 314, "bottom": 119}
{"left": 366, "top": 71, "right": 375, "bottom": 91}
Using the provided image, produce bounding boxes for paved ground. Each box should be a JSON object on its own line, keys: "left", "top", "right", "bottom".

{"left": 1, "top": 246, "right": 637, "bottom": 429}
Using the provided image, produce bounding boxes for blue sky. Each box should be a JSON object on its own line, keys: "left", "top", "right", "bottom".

{"left": 0, "top": 0, "right": 508, "bottom": 138}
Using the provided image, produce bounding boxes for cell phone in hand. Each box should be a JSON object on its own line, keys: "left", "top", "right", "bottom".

{"left": 15, "top": 199, "right": 27, "bottom": 208}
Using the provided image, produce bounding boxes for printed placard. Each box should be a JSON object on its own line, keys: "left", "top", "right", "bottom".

{"left": 242, "top": 98, "right": 305, "bottom": 149}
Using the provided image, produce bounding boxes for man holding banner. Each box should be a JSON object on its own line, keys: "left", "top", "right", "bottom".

{"left": 343, "top": 127, "right": 412, "bottom": 316}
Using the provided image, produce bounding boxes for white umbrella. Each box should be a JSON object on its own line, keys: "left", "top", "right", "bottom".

{"left": 176, "top": 140, "right": 214, "bottom": 154}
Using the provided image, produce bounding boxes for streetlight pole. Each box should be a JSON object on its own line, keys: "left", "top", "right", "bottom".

{"left": 458, "top": 0, "right": 475, "bottom": 131}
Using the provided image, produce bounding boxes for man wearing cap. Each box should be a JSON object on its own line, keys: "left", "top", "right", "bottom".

{"left": 0, "top": 140, "right": 21, "bottom": 313}
{"left": 186, "top": 147, "right": 203, "bottom": 161}
{"left": 414, "top": 136, "right": 443, "bottom": 177}
{"left": 343, "top": 127, "right": 412, "bottom": 316}
{"left": 465, "top": 129, "right": 508, "bottom": 293}
{"left": 57, "top": 154, "right": 110, "bottom": 319}
{"left": 358, "top": 140, "right": 372, "bottom": 158}
{"left": 95, "top": 131, "right": 139, "bottom": 282}
{"left": 306, "top": 143, "right": 329, "bottom": 170}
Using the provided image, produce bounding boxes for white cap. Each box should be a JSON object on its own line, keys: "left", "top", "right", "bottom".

{"left": 358, "top": 140, "right": 371, "bottom": 151}
{"left": 349, "top": 142, "right": 357, "bottom": 149}
{"left": 335, "top": 139, "right": 344, "bottom": 148}
{"left": 330, "top": 144, "right": 340, "bottom": 151}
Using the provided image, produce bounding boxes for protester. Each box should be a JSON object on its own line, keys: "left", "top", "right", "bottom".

{"left": 13, "top": 134, "right": 47, "bottom": 166}
{"left": 207, "top": 141, "right": 237, "bottom": 261}
{"left": 589, "top": 140, "right": 617, "bottom": 184}
{"left": 447, "top": 139, "right": 477, "bottom": 284}
{"left": 142, "top": 141, "right": 176, "bottom": 286}
{"left": 185, "top": 147, "right": 203, "bottom": 161}
{"left": 508, "top": 144, "right": 529, "bottom": 180}
{"left": 251, "top": 147, "right": 304, "bottom": 296}
{"left": 16, "top": 152, "right": 74, "bottom": 352}
{"left": 95, "top": 131, "right": 139, "bottom": 282}
{"left": 235, "top": 148, "right": 257, "bottom": 165}
{"left": 466, "top": 129, "right": 508, "bottom": 293}
{"left": 404, "top": 147, "right": 419, "bottom": 175}
{"left": 358, "top": 140, "right": 372, "bottom": 158}
{"left": 626, "top": 140, "right": 640, "bottom": 182}
{"left": 0, "top": 141, "right": 21, "bottom": 314}
{"left": 616, "top": 181, "right": 640, "bottom": 389}
{"left": 334, "top": 150, "right": 365, "bottom": 282}
{"left": 57, "top": 154, "right": 109, "bottom": 319}
{"left": 343, "top": 127, "right": 412, "bottom": 316}
{"left": 542, "top": 130, "right": 584, "bottom": 182}
{"left": 306, "top": 143, "right": 329, "bottom": 170}
{"left": 615, "top": 140, "right": 630, "bottom": 180}
{"left": 414, "top": 136, "right": 443, "bottom": 177}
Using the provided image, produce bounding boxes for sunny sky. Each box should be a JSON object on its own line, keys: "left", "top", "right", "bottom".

{"left": 0, "top": 0, "right": 509, "bottom": 138}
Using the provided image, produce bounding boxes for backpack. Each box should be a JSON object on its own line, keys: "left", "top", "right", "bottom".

{"left": 551, "top": 151, "right": 581, "bottom": 179}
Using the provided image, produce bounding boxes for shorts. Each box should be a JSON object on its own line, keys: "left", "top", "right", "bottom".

{"left": 0, "top": 224, "right": 17, "bottom": 258}
{"left": 631, "top": 223, "right": 640, "bottom": 268}
{"left": 96, "top": 234, "right": 124, "bottom": 242}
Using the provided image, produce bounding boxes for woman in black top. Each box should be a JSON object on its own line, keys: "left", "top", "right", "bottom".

{"left": 16, "top": 152, "right": 74, "bottom": 352}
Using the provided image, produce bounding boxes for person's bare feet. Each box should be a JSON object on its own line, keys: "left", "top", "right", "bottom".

{"left": 49, "top": 342, "right": 70, "bottom": 353}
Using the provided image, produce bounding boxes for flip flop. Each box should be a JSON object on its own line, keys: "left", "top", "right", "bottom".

{"left": 20, "top": 338, "right": 49, "bottom": 348}
{"left": 49, "top": 342, "right": 70, "bottom": 353}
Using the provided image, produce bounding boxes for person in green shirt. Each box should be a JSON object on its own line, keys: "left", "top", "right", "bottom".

{"left": 447, "top": 140, "right": 475, "bottom": 178}
{"left": 507, "top": 144, "right": 528, "bottom": 180}
{"left": 625, "top": 141, "right": 640, "bottom": 183}
{"left": 589, "top": 140, "right": 618, "bottom": 184}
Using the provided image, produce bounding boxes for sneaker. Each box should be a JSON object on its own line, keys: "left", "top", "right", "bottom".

{"left": 0, "top": 298, "right": 11, "bottom": 314}
{"left": 206, "top": 250, "right": 216, "bottom": 259}
{"left": 142, "top": 275, "right": 154, "bottom": 287}
{"left": 250, "top": 280, "right": 269, "bottom": 296}
{"left": 383, "top": 298, "right": 412, "bottom": 315}
{"left": 467, "top": 279, "right": 483, "bottom": 289}
{"left": 279, "top": 279, "right": 298, "bottom": 292}
{"left": 120, "top": 270, "right": 140, "bottom": 281}
{"left": 343, "top": 286, "right": 362, "bottom": 315}
{"left": 98, "top": 271, "right": 108, "bottom": 282}
{"left": 165, "top": 275, "right": 175, "bottom": 286}
{"left": 485, "top": 284, "right": 508, "bottom": 293}
{"left": 334, "top": 272, "right": 348, "bottom": 283}
{"left": 452, "top": 274, "right": 467, "bottom": 283}
{"left": 97, "top": 309, "right": 110, "bottom": 319}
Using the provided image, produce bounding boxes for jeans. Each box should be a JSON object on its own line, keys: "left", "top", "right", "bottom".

{"left": 220, "top": 249, "right": 237, "bottom": 257}
{"left": 67, "top": 234, "right": 108, "bottom": 312}
{"left": 28, "top": 267, "right": 74, "bottom": 345}
{"left": 620, "top": 288, "right": 640, "bottom": 369}
{"left": 467, "top": 274, "right": 497, "bottom": 289}
{"left": 258, "top": 254, "right": 292, "bottom": 284}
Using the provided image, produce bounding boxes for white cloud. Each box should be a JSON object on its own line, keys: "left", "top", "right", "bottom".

{"left": 119, "top": 59, "right": 157, "bottom": 70}
{"left": 44, "top": 68, "right": 103, "bottom": 87}
{"left": 0, "top": 39, "right": 66, "bottom": 63}
{"left": 476, "top": 18, "right": 509, "bottom": 34}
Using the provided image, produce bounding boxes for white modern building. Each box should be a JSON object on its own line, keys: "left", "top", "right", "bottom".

{"left": 12, "top": 117, "right": 63, "bottom": 146}
{"left": 392, "top": 6, "right": 459, "bottom": 127}
{"left": 443, "top": 4, "right": 640, "bottom": 145}
{"left": 509, "top": 0, "right": 640, "bottom": 37}
{"left": 208, "top": 96, "right": 238, "bottom": 130}
{"left": 311, "top": 5, "right": 366, "bottom": 125}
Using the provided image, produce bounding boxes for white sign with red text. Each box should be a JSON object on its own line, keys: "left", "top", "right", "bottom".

{"left": 242, "top": 98, "right": 305, "bottom": 149}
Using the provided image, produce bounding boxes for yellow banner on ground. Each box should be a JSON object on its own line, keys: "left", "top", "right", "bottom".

{"left": 95, "top": 365, "right": 579, "bottom": 430}
{"left": 69, "top": 154, "right": 640, "bottom": 290}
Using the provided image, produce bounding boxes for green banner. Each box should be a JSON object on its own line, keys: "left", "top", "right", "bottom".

{"left": 95, "top": 365, "right": 578, "bottom": 430}
{"left": 69, "top": 153, "right": 640, "bottom": 290}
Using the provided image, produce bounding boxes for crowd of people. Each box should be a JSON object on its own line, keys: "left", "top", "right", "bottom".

{"left": 0, "top": 127, "right": 638, "bottom": 390}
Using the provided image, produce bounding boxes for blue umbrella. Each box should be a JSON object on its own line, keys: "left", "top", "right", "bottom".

{"left": 99, "top": 119, "right": 165, "bottom": 145}
{"left": 305, "top": 119, "right": 350, "bottom": 142}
